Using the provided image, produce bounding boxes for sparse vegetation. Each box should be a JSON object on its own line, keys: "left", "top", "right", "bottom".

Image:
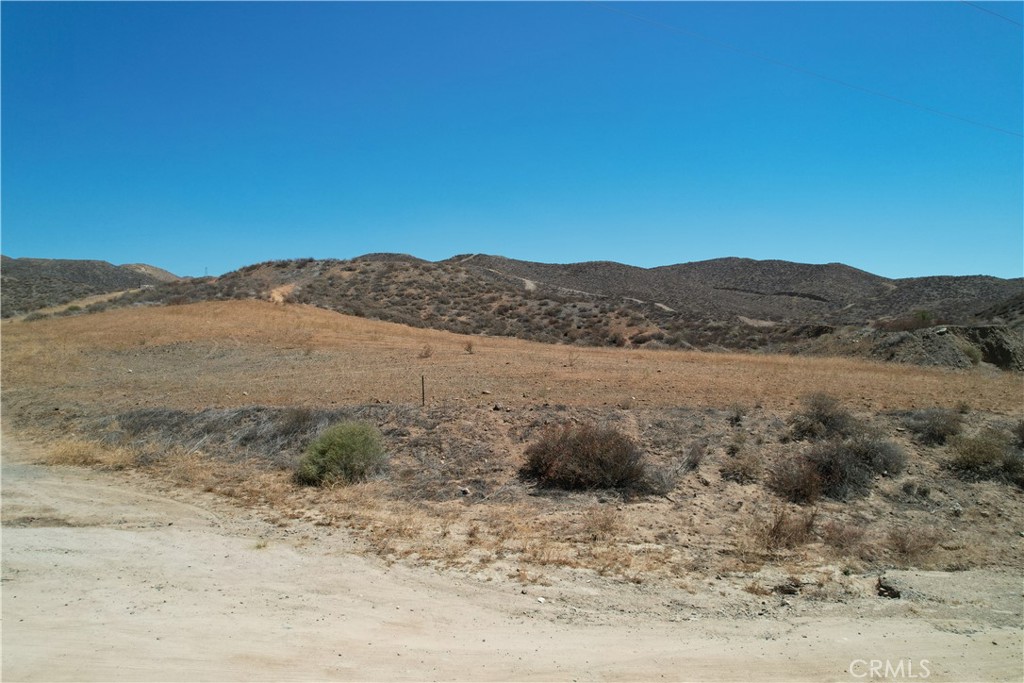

{"left": 807, "top": 435, "right": 905, "bottom": 500}
{"left": 769, "top": 456, "right": 822, "bottom": 504}
{"left": 41, "top": 439, "right": 138, "bottom": 470}
{"left": 887, "top": 524, "right": 942, "bottom": 566}
{"left": 788, "top": 393, "right": 861, "bottom": 441}
{"left": 295, "top": 421, "right": 387, "bottom": 486}
{"left": 5, "top": 294, "right": 1024, "bottom": 597}
{"left": 947, "top": 429, "right": 1024, "bottom": 487}
{"left": 720, "top": 450, "right": 761, "bottom": 484}
{"left": 904, "top": 408, "right": 963, "bottom": 445}
{"left": 769, "top": 433, "right": 904, "bottom": 503}
{"left": 754, "top": 507, "right": 817, "bottom": 552}
{"left": 819, "top": 518, "right": 867, "bottom": 551}
{"left": 520, "top": 422, "right": 647, "bottom": 491}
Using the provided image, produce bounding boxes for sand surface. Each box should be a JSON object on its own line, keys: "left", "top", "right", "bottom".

{"left": 2, "top": 436, "right": 1021, "bottom": 682}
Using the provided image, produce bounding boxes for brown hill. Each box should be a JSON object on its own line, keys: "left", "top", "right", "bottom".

{"left": 121, "top": 263, "right": 181, "bottom": 283}
{"left": 39, "top": 253, "right": 1024, "bottom": 369}
{"left": 452, "top": 254, "right": 1022, "bottom": 325}
{"left": 1, "top": 256, "right": 179, "bottom": 317}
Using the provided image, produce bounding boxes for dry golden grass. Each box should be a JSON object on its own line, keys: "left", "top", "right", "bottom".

{"left": 5, "top": 300, "right": 1024, "bottom": 588}
{"left": 3, "top": 300, "right": 1020, "bottom": 414}
{"left": 41, "top": 438, "right": 139, "bottom": 470}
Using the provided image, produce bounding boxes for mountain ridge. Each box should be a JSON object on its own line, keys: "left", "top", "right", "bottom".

{"left": 6, "top": 252, "right": 1022, "bottom": 369}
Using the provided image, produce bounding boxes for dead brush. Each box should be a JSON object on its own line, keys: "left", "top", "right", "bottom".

{"left": 788, "top": 393, "right": 861, "bottom": 441}
{"left": 149, "top": 447, "right": 226, "bottom": 490}
{"left": 720, "top": 449, "right": 762, "bottom": 484}
{"left": 581, "top": 544, "right": 635, "bottom": 576}
{"left": 887, "top": 524, "right": 942, "bottom": 566}
{"left": 819, "top": 518, "right": 867, "bottom": 553}
{"left": 681, "top": 441, "right": 706, "bottom": 472}
{"left": 753, "top": 507, "right": 818, "bottom": 552}
{"left": 578, "top": 504, "right": 621, "bottom": 541}
{"left": 520, "top": 421, "right": 647, "bottom": 491}
{"left": 521, "top": 538, "right": 576, "bottom": 567}
{"left": 41, "top": 438, "right": 139, "bottom": 470}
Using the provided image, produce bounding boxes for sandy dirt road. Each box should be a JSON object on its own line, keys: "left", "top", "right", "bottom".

{"left": 2, "top": 436, "right": 1021, "bottom": 682}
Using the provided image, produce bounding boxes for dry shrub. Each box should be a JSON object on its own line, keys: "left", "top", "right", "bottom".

{"left": 154, "top": 448, "right": 224, "bottom": 489}
{"left": 904, "top": 408, "right": 963, "bottom": 445}
{"left": 807, "top": 435, "right": 906, "bottom": 501}
{"left": 578, "top": 504, "right": 621, "bottom": 541}
{"left": 754, "top": 507, "right": 817, "bottom": 552}
{"left": 769, "top": 456, "right": 822, "bottom": 504}
{"left": 788, "top": 393, "right": 861, "bottom": 441}
{"left": 887, "top": 524, "right": 942, "bottom": 565}
{"left": 681, "top": 441, "right": 706, "bottom": 472}
{"left": 820, "top": 519, "right": 867, "bottom": 550}
{"left": 42, "top": 439, "right": 138, "bottom": 470}
{"left": 1013, "top": 419, "right": 1024, "bottom": 449}
{"left": 520, "top": 422, "right": 647, "bottom": 491}
{"left": 720, "top": 450, "right": 762, "bottom": 484}
{"left": 948, "top": 428, "right": 1024, "bottom": 487}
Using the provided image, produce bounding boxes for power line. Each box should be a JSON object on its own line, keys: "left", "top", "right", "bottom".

{"left": 588, "top": 2, "right": 1023, "bottom": 139}
{"left": 959, "top": 1, "right": 1023, "bottom": 28}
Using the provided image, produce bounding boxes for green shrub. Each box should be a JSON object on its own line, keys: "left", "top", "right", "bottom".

{"left": 962, "top": 344, "right": 982, "bottom": 366}
{"left": 904, "top": 409, "right": 963, "bottom": 445}
{"left": 948, "top": 429, "right": 1023, "bottom": 487}
{"left": 788, "top": 393, "right": 861, "bottom": 441}
{"left": 521, "top": 422, "right": 646, "bottom": 491}
{"left": 295, "top": 421, "right": 386, "bottom": 486}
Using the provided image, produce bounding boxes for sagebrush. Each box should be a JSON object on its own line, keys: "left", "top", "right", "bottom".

{"left": 788, "top": 393, "right": 861, "bottom": 441}
{"left": 295, "top": 421, "right": 387, "bottom": 486}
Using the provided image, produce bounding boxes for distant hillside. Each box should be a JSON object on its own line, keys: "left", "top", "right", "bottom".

{"left": 1, "top": 256, "right": 179, "bottom": 317}
{"left": 86, "top": 253, "right": 1022, "bottom": 370}
{"left": 451, "top": 255, "right": 1021, "bottom": 325}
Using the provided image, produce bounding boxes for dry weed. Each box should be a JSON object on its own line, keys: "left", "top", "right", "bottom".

{"left": 720, "top": 450, "right": 762, "bottom": 484}
{"left": 887, "top": 524, "right": 943, "bottom": 566}
{"left": 753, "top": 507, "right": 817, "bottom": 553}
{"left": 820, "top": 519, "right": 867, "bottom": 552}
{"left": 577, "top": 504, "right": 621, "bottom": 541}
{"left": 42, "top": 439, "right": 139, "bottom": 470}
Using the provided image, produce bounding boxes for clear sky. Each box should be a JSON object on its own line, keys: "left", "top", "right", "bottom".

{"left": 2, "top": 1, "right": 1022, "bottom": 279}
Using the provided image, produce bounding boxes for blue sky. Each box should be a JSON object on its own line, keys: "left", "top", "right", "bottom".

{"left": 2, "top": 1, "right": 1021, "bottom": 279}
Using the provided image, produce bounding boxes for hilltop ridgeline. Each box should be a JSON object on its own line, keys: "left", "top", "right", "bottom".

{"left": 8, "top": 253, "right": 1023, "bottom": 369}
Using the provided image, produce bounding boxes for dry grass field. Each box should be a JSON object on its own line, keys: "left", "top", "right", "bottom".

{"left": 4, "top": 299, "right": 1020, "bottom": 414}
{"left": 4, "top": 298, "right": 1024, "bottom": 679}
{"left": 4, "top": 300, "right": 1023, "bottom": 585}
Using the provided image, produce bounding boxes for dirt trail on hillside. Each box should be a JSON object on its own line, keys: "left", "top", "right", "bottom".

{"left": 2, "top": 436, "right": 1021, "bottom": 682}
